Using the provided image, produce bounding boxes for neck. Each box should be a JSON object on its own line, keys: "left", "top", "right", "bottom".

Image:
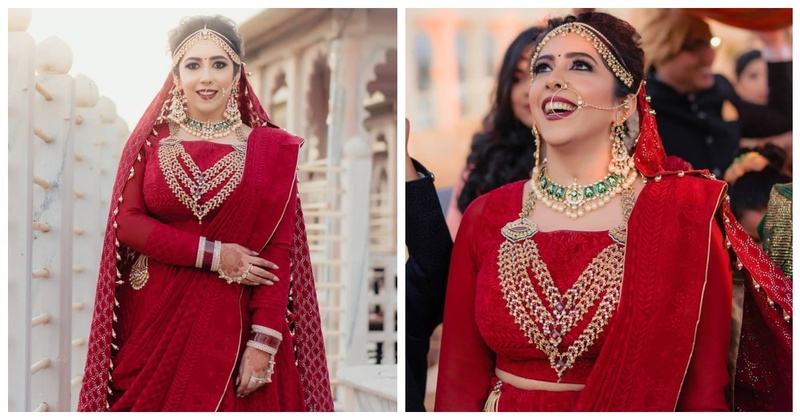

{"left": 188, "top": 110, "right": 226, "bottom": 123}
{"left": 542, "top": 132, "right": 612, "bottom": 185}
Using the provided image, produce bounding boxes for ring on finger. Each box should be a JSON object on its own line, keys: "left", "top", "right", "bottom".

{"left": 249, "top": 376, "right": 269, "bottom": 385}
{"left": 247, "top": 271, "right": 259, "bottom": 285}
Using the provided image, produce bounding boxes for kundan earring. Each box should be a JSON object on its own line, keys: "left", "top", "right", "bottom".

{"left": 224, "top": 86, "right": 241, "bottom": 122}
{"left": 168, "top": 83, "right": 188, "bottom": 125}
{"left": 531, "top": 123, "right": 543, "bottom": 175}
{"left": 609, "top": 119, "right": 629, "bottom": 175}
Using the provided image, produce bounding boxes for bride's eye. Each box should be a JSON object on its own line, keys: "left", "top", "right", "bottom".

{"left": 571, "top": 59, "right": 593, "bottom": 71}
{"left": 532, "top": 62, "right": 551, "bottom": 74}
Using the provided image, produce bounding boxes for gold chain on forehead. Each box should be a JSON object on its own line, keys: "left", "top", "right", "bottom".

{"left": 172, "top": 26, "right": 242, "bottom": 67}
{"left": 530, "top": 22, "right": 634, "bottom": 88}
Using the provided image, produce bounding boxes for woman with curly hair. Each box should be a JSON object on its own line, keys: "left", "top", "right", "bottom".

{"left": 446, "top": 26, "right": 543, "bottom": 238}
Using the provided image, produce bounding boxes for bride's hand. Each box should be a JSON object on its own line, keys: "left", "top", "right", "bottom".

{"left": 217, "top": 243, "right": 279, "bottom": 286}
{"left": 235, "top": 346, "right": 272, "bottom": 398}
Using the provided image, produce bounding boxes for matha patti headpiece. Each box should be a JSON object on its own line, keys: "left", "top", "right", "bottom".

{"left": 530, "top": 22, "right": 634, "bottom": 88}
{"left": 172, "top": 25, "right": 243, "bottom": 67}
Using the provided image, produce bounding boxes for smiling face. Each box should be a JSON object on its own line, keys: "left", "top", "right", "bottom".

{"left": 529, "top": 33, "right": 623, "bottom": 149}
{"left": 176, "top": 40, "right": 237, "bottom": 122}
{"left": 737, "top": 57, "right": 768, "bottom": 105}
{"left": 511, "top": 54, "right": 535, "bottom": 128}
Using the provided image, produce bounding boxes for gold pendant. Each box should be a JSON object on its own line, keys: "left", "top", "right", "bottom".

{"left": 501, "top": 217, "right": 538, "bottom": 242}
{"left": 129, "top": 254, "right": 149, "bottom": 290}
{"left": 608, "top": 187, "right": 634, "bottom": 245}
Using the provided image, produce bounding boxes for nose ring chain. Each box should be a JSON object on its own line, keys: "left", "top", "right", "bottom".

{"left": 547, "top": 82, "right": 630, "bottom": 119}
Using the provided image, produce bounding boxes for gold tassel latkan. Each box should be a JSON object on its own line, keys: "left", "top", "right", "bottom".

{"left": 130, "top": 254, "right": 149, "bottom": 290}
{"left": 483, "top": 380, "right": 503, "bottom": 412}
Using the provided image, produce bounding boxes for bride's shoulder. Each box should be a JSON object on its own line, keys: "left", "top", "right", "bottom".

{"left": 249, "top": 125, "right": 303, "bottom": 146}
{"left": 643, "top": 171, "right": 727, "bottom": 208}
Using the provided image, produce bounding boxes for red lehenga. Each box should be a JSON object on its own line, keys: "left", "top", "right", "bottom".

{"left": 435, "top": 87, "right": 792, "bottom": 412}
{"left": 78, "top": 73, "right": 334, "bottom": 412}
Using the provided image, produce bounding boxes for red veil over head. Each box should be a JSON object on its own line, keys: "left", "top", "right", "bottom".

{"left": 78, "top": 69, "right": 334, "bottom": 412}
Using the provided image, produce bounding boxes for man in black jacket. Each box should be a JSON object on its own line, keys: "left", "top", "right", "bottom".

{"left": 405, "top": 120, "right": 452, "bottom": 411}
{"left": 639, "top": 10, "right": 792, "bottom": 178}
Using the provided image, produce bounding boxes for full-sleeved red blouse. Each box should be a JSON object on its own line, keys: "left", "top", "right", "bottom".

{"left": 435, "top": 180, "right": 732, "bottom": 412}
{"left": 114, "top": 132, "right": 292, "bottom": 344}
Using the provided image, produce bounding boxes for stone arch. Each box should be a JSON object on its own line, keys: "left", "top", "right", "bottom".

{"left": 268, "top": 70, "right": 288, "bottom": 129}
{"left": 364, "top": 48, "right": 397, "bottom": 114}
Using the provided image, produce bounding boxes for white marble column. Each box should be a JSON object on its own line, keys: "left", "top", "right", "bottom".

{"left": 70, "top": 74, "right": 103, "bottom": 411}
{"left": 30, "top": 34, "right": 76, "bottom": 412}
{"left": 95, "top": 96, "right": 117, "bottom": 218}
{"left": 7, "top": 7, "right": 35, "bottom": 412}
{"left": 341, "top": 135, "right": 371, "bottom": 367}
{"left": 111, "top": 116, "right": 130, "bottom": 170}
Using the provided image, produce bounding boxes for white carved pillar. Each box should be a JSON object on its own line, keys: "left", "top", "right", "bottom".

{"left": 111, "top": 116, "right": 130, "bottom": 168}
{"left": 341, "top": 135, "right": 371, "bottom": 368}
{"left": 71, "top": 74, "right": 102, "bottom": 410}
{"left": 95, "top": 96, "right": 117, "bottom": 215}
{"left": 7, "top": 7, "right": 35, "bottom": 412}
{"left": 31, "top": 34, "right": 75, "bottom": 412}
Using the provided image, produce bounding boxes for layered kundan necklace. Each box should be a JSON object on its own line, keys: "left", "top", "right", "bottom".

{"left": 158, "top": 123, "right": 247, "bottom": 223}
{"left": 497, "top": 165, "right": 636, "bottom": 379}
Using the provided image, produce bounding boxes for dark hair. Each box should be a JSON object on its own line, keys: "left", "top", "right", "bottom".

{"left": 457, "top": 26, "right": 543, "bottom": 213}
{"left": 729, "top": 143, "right": 792, "bottom": 219}
{"left": 735, "top": 49, "right": 762, "bottom": 80}
{"left": 168, "top": 15, "right": 244, "bottom": 76}
{"left": 537, "top": 12, "right": 645, "bottom": 99}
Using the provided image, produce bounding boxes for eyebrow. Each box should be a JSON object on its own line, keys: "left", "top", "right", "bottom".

{"left": 183, "top": 55, "right": 230, "bottom": 62}
{"left": 536, "top": 52, "right": 599, "bottom": 65}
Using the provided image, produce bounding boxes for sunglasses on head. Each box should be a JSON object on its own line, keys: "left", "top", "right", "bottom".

{"left": 681, "top": 38, "right": 717, "bottom": 54}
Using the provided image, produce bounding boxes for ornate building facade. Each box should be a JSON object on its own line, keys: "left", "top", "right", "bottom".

{"left": 240, "top": 8, "right": 398, "bottom": 410}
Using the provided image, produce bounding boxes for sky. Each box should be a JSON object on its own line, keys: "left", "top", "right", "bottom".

{"left": 23, "top": 8, "right": 262, "bottom": 132}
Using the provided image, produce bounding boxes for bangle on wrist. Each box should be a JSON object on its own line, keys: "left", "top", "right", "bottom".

{"left": 211, "top": 240, "right": 222, "bottom": 272}
{"left": 247, "top": 325, "right": 282, "bottom": 355}
{"left": 195, "top": 236, "right": 207, "bottom": 269}
{"left": 202, "top": 239, "right": 215, "bottom": 270}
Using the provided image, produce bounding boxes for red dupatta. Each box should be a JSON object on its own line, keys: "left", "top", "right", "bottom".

{"left": 573, "top": 86, "right": 792, "bottom": 411}
{"left": 78, "top": 70, "right": 334, "bottom": 411}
